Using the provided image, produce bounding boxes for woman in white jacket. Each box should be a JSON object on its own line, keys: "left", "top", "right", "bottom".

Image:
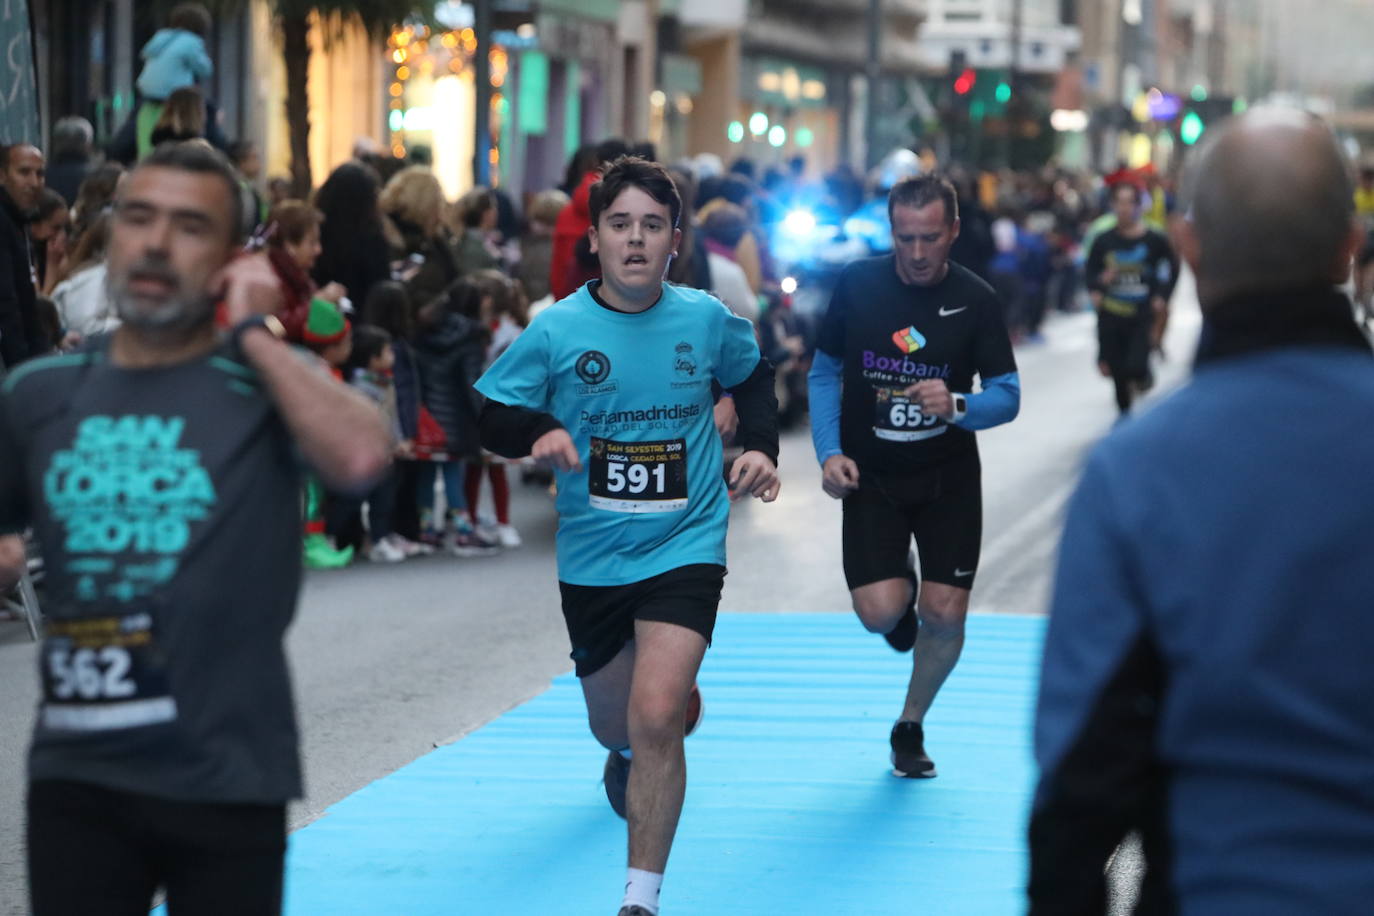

{"left": 52, "top": 213, "right": 117, "bottom": 337}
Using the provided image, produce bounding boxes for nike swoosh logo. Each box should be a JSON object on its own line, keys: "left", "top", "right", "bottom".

{"left": 954, "top": 568, "right": 975, "bottom": 577}
{"left": 938, "top": 306, "right": 967, "bottom": 317}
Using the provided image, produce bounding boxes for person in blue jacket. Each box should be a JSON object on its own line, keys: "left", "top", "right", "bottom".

{"left": 137, "top": 3, "right": 213, "bottom": 101}
{"left": 1032, "top": 108, "right": 1374, "bottom": 914}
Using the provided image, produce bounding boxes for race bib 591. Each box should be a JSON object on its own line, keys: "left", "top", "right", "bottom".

{"left": 588, "top": 437, "right": 688, "bottom": 513}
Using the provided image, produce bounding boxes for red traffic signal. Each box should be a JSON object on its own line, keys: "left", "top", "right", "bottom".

{"left": 954, "top": 68, "right": 976, "bottom": 96}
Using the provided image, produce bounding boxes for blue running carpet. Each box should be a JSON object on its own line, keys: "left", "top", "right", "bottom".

{"left": 223, "top": 613, "right": 1044, "bottom": 915}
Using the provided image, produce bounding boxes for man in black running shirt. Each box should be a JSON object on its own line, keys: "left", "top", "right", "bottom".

{"left": 808, "top": 175, "right": 1020, "bottom": 778}
{"left": 1086, "top": 182, "right": 1178, "bottom": 414}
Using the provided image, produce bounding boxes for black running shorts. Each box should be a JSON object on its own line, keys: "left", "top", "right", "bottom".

{"left": 558, "top": 564, "right": 726, "bottom": 678}
{"left": 1097, "top": 311, "right": 1152, "bottom": 379}
{"left": 842, "top": 458, "right": 982, "bottom": 591}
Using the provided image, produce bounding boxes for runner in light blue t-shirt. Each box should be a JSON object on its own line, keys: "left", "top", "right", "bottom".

{"left": 477, "top": 156, "right": 780, "bottom": 916}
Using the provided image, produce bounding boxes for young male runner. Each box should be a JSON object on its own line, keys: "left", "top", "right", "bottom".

{"left": 808, "top": 174, "right": 1020, "bottom": 778}
{"left": 477, "top": 156, "right": 780, "bottom": 916}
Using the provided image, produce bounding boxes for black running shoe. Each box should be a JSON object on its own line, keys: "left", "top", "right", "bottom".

{"left": 890, "top": 721, "right": 937, "bottom": 778}
{"left": 603, "top": 750, "right": 630, "bottom": 819}
{"left": 883, "top": 555, "right": 920, "bottom": 653}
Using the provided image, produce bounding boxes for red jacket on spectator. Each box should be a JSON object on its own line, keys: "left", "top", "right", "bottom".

{"left": 549, "top": 170, "right": 601, "bottom": 300}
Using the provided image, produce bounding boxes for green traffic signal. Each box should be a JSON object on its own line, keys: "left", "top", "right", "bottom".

{"left": 1180, "top": 111, "right": 1205, "bottom": 145}
{"left": 995, "top": 82, "right": 1012, "bottom": 104}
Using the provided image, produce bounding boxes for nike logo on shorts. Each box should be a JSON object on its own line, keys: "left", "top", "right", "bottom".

{"left": 938, "top": 306, "right": 967, "bottom": 317}
{"left": 954, "top": 568, "right": 975, "bottom": 578}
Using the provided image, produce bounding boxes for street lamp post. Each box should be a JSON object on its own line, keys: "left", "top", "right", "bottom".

{"left": 865, "top": 0, "right": 881, "bottom": 169}
{"left": 473, "top": 0, "right": 492, "bottom": 188}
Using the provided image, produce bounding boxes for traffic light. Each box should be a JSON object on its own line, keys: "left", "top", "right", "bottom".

{"left": 954, "top": 68, "right": 976, "bottom": 96}
{"left": 1180, "top": 111, "right": 1205, "bottom": 145}
{"left": 995, "top": 82, "right": 1012, "bottom": 105}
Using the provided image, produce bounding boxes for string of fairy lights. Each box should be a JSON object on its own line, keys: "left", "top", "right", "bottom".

{"left": 385, "top": 23, "right": 510, "bottom": 171}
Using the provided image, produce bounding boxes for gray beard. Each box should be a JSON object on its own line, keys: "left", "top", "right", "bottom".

{"left": 109, "top": 279, "right": 214, "bottom": 333}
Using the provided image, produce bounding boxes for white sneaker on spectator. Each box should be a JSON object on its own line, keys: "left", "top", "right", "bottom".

{"left": 495, "top": 524, "right": 522, "bottom": 548}
{"left": 386, "top": 533, "right": 434, "bottom": 557}
{"left": 367, "top": 539, "right": 407, "bottom": 563}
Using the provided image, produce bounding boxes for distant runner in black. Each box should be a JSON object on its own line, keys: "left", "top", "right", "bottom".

{"left": 807, "top": 175, "right": 1021, "bottom": 779}
{"left": 1086, "top": 182, "right": 1179, "bottom": 415}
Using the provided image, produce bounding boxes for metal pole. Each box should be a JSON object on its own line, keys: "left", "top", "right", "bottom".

{"left": 473, "top": 0, "right": 492, "bottom": 188}
{"left": 1003, "top": 0, "right": 1023, "bottom": 168}
{"left": 865, "top": 0, "right": 881, "bottom": 169}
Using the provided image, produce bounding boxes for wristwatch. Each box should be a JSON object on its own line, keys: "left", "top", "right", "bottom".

{"left": 230, "top": 314, "right": 286, "bottom": 354}
{"left": 951, "top": 394, "right": 968, "bottom": 423}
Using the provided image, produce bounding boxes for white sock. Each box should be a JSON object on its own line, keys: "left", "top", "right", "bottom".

{"left": 621, "top": 868, "right": 662, "bottom": 914}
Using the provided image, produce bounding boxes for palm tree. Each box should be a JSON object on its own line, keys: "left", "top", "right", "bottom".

{"left": 274, "top": 1, "right": 418, "bottom": 196}
{"left": 175, "top": 0, "right": 418, "bottom": 195}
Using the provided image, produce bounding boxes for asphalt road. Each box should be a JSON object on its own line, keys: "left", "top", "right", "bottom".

{"left": 0, "top": 280, "right": 1202, "bottom": 914}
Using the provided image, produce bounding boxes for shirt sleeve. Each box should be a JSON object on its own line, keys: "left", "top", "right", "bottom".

{"left": 814, "top": 266, "right": 850, "bottom": 358}
{"left": 1030, "top": 446, "right": 1164, "bottom": 913}
{"left": 975, "top": 286, "right": 1018, "bottom": 381}
{"left": 0, "top": 387, "right": 31, "bottom": 535}
{"left": 474, "top": 317, "right": 552, "bottom": 412}
{"left": 1085, "top": 236, "right": 1108, "bottom": 293}
{"left": 714, "top": 300, "right": 764, "bottom": 389}
{"left": 807, "top": 349, "right": 844, "bottom": 464}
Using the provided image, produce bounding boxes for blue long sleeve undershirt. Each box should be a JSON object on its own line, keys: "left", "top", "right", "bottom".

{"left": 807, "top": 350, "right": 1020, "bottom": 466}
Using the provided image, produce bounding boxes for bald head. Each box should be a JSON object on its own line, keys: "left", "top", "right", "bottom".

{"left": 1182, "top": 108, "right": 1359, "bottom": 306}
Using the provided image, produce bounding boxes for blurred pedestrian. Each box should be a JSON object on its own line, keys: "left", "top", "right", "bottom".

{"left": 30, "top": 189, "right": 70, "bottom": 296}
{"left": 700, "top": 203, "right": 759, "bottom": 322}
{"left": 50, "top": 212, "right": 114, "bottom": 338}
{"left": 452, "top": 186, "right": 501, "bottom": 276}
{"left": 46, "top": 116, "right": 95, "bottom": 206}
{"left": 362, "top": 280, "right": 426, "bottom": 545}
{"left": 335, "top": 325, "right": 429, "bottom": 562}
{"left": 551, "top": 138, "right": 629, "bottom": 299}
{"left": 1032, "top": 107, "right": 1374, "bottom": 915}
{"left": 148, "top": 87, "right": 207, "bottom": 148}
{"left": 136, "top": 2, "right": 213, "bottom": 102}
{"left": 264, "top": 200, "right": 344, "bottom": 339}
{"left": 515, "top": 189, "right": 567, "bottom": 305}
{"left": 381, "top": 166, "right": 460, "bottom": 308}
{"left": 70, "top": 163, "right": 124, "bottom": 242}
{"left": 0, "top": 143, "right": 47, "bottom": 369}
{"left": 313, "top": 161, "right": 392, "bottom": 309}
{"left": 411, "top": 277, "right": 500, "bottom": 555}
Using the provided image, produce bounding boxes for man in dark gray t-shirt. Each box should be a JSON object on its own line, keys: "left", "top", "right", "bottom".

{"left": 0, "top": 143, "right": 390, "bottom": 916}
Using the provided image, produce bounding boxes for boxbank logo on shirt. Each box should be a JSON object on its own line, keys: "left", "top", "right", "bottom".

{"left": 892, "top": 325, "right": 927, "bottom": 354}
{"left": 43, "top": 414, "right": 217, "bottom": 602}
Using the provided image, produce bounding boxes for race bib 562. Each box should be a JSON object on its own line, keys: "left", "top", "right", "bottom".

{"left": 40, "top": 609, "right": 177, "bottom": 732}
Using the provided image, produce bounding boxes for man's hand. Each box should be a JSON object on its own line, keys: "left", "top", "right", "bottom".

{"left": 318, "top": 282, "right": 348, "bottom": 304}
{"left": 0, "top": 534, "right": 26, "bottom": 594}
{"left": 821, "top": 454, "right": 860, "bottom": 499}
{"left": 904, "top": 379, "right": 955, "bottom": 420}
{"left": 532, "top": 428, "right": 582, "bottom": 472}
{"left": 1090, "top": 291, "right": 1104, "bottom": 312}
{"left": 713, "top": 397, "right": 739, "bottom": 446}
{"left": 728, "top": 450, "right": 780, "bottom": 502}
{"left": 214, "top": 252, "right": 284, "bottom": 326}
